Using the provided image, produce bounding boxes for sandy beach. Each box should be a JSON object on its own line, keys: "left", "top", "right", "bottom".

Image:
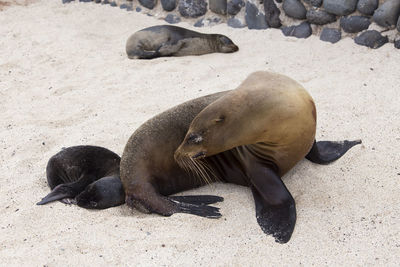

{"left": 0, "top": 0, "right": 399, "bottom": 265}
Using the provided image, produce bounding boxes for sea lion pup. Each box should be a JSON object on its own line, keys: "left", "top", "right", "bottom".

{"left": 121, "top": 71, "right": 361, "bottom": 243}
{"left": 37, "top": 145, "right": 124, "bottom": 209}
{"left": 125, "top": 25, "right": 239, "bottom": 59}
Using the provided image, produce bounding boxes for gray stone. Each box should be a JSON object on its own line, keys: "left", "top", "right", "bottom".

{"left": 281, "top": 22, "right": 312, "bottom": 38}
{"left": 227, "top": 0, "right": 244, "bottom": 16}
{"left": 194, "top": 17, "right": 222, "bottom": 27}
{"left": 101, "top": 0, "right": 109, "bottom": 5}
{"left": 283, "top": 0, "right": 307, "bottom": 20}
{"left": 372, "top": 0, "right": 400, "bottom": 27}
{"left": 263, "top": 0, "right": 281, "bottom": 28}
{"left": 227, "top": 17, "right": 246, "bottom": 28}
{"left": 110, "top": 1, "right": 117, "bottom": 6}
{"left": 164, "top": 14, "right": 181, "bottom": 24}
{"left": 210, "top": 0, "right": 227, "bottom": 15}
{"left": 139, "top": 0, "right": 157, "bottom": 9}
{"left": 306, "top": 9, "right": 337, "bottom": 25}
{"left": 398, "top": 16, "right": 400, "bottom": 32}
{"left": 320, "top": 28, "right": 341, "bottom": 43}
{"left": 304, "top": 0, "right": 322, "bottom": 8}
{"left": 179, "top": 0, "right": 207, "bottom": 18}
{"left": 245, "top": 2, "right": 268, "bottom": 30}
{"left": 394, "top": 39, "right": 400, "bottom": 49}
{"left": 323, "top": 0, "right": 357, "bottom": 16}
{"left": 340, "top": 16, "right": 371, "bottom": 33}
{"left": 62, "top": 0, "right": 73, "bottom": 3}
{"left": 354, "top": 30, "right": 389, "bottom": 49}
{"left": 136, "top": 6, "right": 142, "bottom": 12}
{"left": 357, "top": 0, "right": 378, "bottom": 16}
{"left": 161, "top": 0, "right": 177, "bottom": 11}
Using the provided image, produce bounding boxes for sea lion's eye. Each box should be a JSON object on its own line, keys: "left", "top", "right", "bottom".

{"left": 187, "top": 133, "right": 203, "bottom": 144}
{"left": 215, "top": 115, "right": 225, "bottom": 123}
{"left": 219, "top": 36, "right": 231, "bottom": 45}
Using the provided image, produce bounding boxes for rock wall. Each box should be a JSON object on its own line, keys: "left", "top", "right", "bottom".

{"left": 69, "top": 0, "right": 400, "bottom": 49}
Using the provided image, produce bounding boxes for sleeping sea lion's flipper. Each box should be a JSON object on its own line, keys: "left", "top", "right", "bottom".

{"left": 169, "top": 195, "right": 224, "bottom": 205}
{"left": 249, "top": 166, "right": 296, "bottom": 243}
{"left": 306, "top": 139, "right": 362, "bottom": 165}
{"left": 37, "top": 174, "right": 96, "bottom": 205}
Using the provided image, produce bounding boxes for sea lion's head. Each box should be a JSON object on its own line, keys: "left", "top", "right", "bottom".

{"left": 76, "top": 176, "right": 125, "bottom": 209}
{"left": 215, "top": 35, "right": 239, "bottom": 53}
{"left": 175, "top": 92, "right": 256, "bottom": 163}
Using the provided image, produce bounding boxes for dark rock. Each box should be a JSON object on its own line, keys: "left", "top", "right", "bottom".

{"left": 79, "top": 0, "right": 92, "bottom": 2}
{"left": 282, "top": 22, "right": 312, "bottom": 38}
{"left": 245, "top": 2, "right": 268, "bottom": 30}
{"left": 165, "top": 14, "right": 181, "bottom": 24}
{"left": 306, "top": 9, "right": 336, "bottom": 25}
{"left": 161, "top": 0, "right": 177, "bottom": 11}
{"left": 110, "top": 1, "right": 117, "bottom": 6}
{"left": 282, "top": 0, "right": 307, "bottom": 20}
{"left": 179, "top": 0, "right": 207, "bottom": 18}
{"left": 227, "top": 0, "right": 244, "bottom": 16}
{"left": 340, "top": 16, "right": 371, "bottom": 33}
{"left": 320, "top": 28, "right": 341, "bottom": 43}
{"left": 354, "top": 30, "right": 388, "bottom": 49}
{"left": 136, "top": 6, "right": 142, "bottom": 12}
{"left": 210, "top": 0, "right": 227, "bottom": 15}
{"left": 394, "top": 39, "right": 400, "bottom": 49}
{"left": 227, "top": 18, "right": 246, "bottom": 28}
{"left": 372, "top": 0, "right": 400, "bottom": 27}
{"left": 275, "top": 0, "right": 282, "bottom": 3}
{"left": 263, "top": 0, "right": 281, "bottom": 28}
{"left": 101, "top": 0, "right": 109, "bottom": 5}
{"left": 323, "top": 0, "right": 357, "bottom": 16}
{"left": 139, "top": 0, "right": 157, "bottom": 9}
{"left": 94, "top": 0, "right": 102, "bottom": 3}
{"left": 357, "top": 0, "right": 378, "bottom": 16}
{"left": 62, "top": 0, "right": 73, "bottom": 3}
{"left": 120, "top": 3, "right": 128, "bottom": 9}
{"left": 304, "top": 0, "right": 322, "bottom": 8}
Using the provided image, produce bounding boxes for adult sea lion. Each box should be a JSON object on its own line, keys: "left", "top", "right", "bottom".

{"left": 37, "top": 145, "right": 125, "bottom": 209}
{"left": 125, "top": 25, "right": 239, "bottom": 59}
{"left": 121, "top": 71, "right": 361, "bottom": 243}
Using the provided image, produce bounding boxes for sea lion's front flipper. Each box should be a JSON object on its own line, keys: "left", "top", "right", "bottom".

{"left": 169, "top": 195, "right": 224, "bottom": 205}
{"left": 37, "top": 174, "right": 96, "bottom": 205}
{"left": 306, "top": 139, "right": 362, "bottom": 165}
{"left": 249, "top": 166, "right": 296, "bottom": 243}
{"left": 157, "top": 40, "right": 185, "bottom": 56}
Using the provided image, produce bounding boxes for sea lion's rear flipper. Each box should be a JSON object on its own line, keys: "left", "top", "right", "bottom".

{"left": 171, "top": 200, "right": 222, "bottom": 219}
{"left": 36, "top": 174, "right": 96, "bottom": 205}
{"left": 249, "top": 166, "right": 296, "bottom": 243}
{"left": 306, "top": 139, "right": 362, "bottom": 165}
{"left": 126, "top": 183, "right": 222, "bottom": 219}
{"left": 169, "top": 195, "right": 224, "bottom": 205}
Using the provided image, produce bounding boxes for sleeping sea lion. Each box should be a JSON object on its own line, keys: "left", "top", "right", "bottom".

{"left": 125, "top": 25, "right": 239, "bottom": 59}
{"left": 120, "top": 71, "right": 361, "bottom": 243}
{"left": 37, "top": 145, "right": 124, "bottom": 209}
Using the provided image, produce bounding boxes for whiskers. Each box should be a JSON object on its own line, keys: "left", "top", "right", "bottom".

{"left": 176, "top": 155, "right": 218, "bottom": 185}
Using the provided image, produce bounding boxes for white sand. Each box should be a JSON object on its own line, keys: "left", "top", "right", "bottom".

{"left": 1, "top": 1, "right": 400, "bottom": 265}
